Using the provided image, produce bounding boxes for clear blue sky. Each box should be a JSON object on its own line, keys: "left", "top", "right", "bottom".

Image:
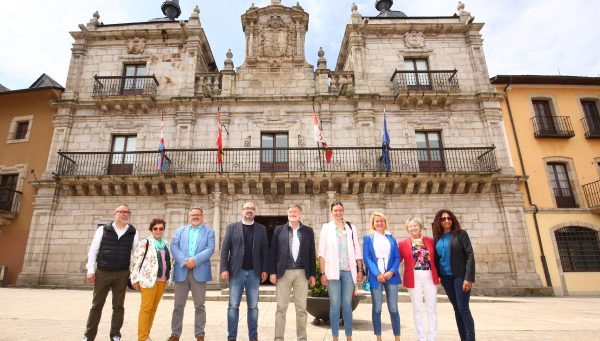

{"left": 1, "top": 0, "right": 599, "bottom": 90}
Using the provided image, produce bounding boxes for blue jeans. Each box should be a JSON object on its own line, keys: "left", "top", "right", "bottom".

{"left": 227, "top": 269, "right": 260, "bottom": 340}
{"left": 441, "top": 276, "right": 476, "bottom": 341}
{"left": 371, "top": 282, "right": 401, "bottom": 336}
{"left": 328, "top": 270, "right": 354, "bottom": 337}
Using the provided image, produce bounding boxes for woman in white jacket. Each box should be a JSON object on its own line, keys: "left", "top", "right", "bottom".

{"left": 130, "top": 218, "right": 171, "bottom": 341}
{"left": 318, "top": 201, "right": 364, "bottom": 341}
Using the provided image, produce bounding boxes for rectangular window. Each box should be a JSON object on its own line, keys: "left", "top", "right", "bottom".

{"left": 0, "top": 174, "right": 19, "bottom": 212}
{"left": 555, "top": 227, "right": 600, "bottom": 272}
{"left": 548, "top": 162, "right": 577, "bottom": 208}
{"left": 108, "top": 135, "right": 137, "bottom": 175}
{"left": 261, "top": 133, "right": 288, "bottom": 172}
{"left": 533, "top": 100, "right": 557, "bottom": 134}
{"left": 122, "top": 64, "right": 146, "bottom": 95}
{"left": 404, "top": 58, "right": 431, "bottom": 90}
{"left": 582, "top": 100, "right": 600, "bottom": 136}
{"left": 416, "top": 131, "right": 444, "bottom": 172}
{"left": 15, "top": 121, "right": 29, "bottom": 140}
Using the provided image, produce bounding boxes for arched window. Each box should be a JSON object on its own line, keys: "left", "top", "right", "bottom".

{"left": 555, "top": 227, "right": 600, "bottom": 272}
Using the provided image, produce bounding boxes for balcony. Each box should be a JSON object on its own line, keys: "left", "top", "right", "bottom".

{"left": 583, "top": 180, "right": 600, "bottom": 214}
{"left": 196, "top": 72, "right": 222, "bottom": 98}
{"left": 531, "top": 116, "right": 575, "bottom": 138}
{"left": 390, "top": 70, "right": 459, "bottom": 109}
{"left": 92, "top": 75, "right": 159, "bottom": 99}
{"left": 0, "top": 187, "right": 22, "bottom": 225}
{"left": 391, "top": 70, "right": 459, "bottom": 93}
{"left": 581, "top": 117, "right": 600, "bottom": 139}
{"left": 328, "top": 71, "right": 355, "bottom": 95}
{"left": 56, "top": 146, "right": 498, "bottom": 176}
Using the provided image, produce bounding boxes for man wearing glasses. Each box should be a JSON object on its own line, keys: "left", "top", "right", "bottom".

{"left": 220, "top": 202, "right": 269, "bottom": 341}
{"left": 82, "top": 205, "right": 138, "bottom": 341}
{"left": 168, "top": 207, "right": 215, "bottom": 341}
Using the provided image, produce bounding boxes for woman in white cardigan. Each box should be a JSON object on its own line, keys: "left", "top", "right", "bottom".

{"left": 129, "top": 218, "right": 171, "bottom": 341}
{"left": 318, "top": 201, "right": 364, "bottom": 341}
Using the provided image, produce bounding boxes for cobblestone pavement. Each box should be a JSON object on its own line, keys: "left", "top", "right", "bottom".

{"left": 0, "top": 288, "right": 598, "bottom": 340}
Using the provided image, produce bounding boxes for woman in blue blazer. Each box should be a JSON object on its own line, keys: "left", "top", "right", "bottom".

{"left": 363, "top": 211, "right": 401, "bottom": 341}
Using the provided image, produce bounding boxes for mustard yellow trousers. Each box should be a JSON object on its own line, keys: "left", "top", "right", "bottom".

{"left": 138, "top": 281, "right": 167, "bottom": 341}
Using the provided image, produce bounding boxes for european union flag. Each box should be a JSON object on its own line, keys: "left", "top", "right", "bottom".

{"left": 382, "top": 110, "right": 391, "bottom": 172}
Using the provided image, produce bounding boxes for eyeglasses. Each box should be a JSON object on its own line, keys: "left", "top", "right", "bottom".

{"left": 116, "top": 210, "right": 131, "bottom": 214}
{"left": 242, "top": 207, "right": 256, "bottom": 211}
{"left": 441, "top": 216, "right": 452, "bottom": 221}
{"left": 152, "top": 227, "right": 165, "bottom": 231}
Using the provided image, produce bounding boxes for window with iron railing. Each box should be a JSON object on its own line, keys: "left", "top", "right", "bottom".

{"left": 108, "top": 135, "right": 137, "bottom": 175}
{"left": 0, "top": 174, "right": 18, "bottom": 213}
{"left": 581, "top": 100, "right": 600, "bottom": 138}
{"left": 548, "top": 162, "right": 578, "bottom": 208}
{"left": 555, "top": 227, "right": 600, "bottom": 272}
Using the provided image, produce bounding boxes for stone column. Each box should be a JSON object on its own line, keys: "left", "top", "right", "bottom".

{"left": 43, "top": 107, "right": 74, "bottom": 179}
{"left": 17, "top": 185, "right": 58, "bottom": 286}
{"left": 209, "top": 192, "right": 222, "bottom": 251}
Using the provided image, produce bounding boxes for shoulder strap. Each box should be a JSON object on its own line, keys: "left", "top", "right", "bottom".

{"left": 139, "top": 239, "right": 150, "bottom": 270}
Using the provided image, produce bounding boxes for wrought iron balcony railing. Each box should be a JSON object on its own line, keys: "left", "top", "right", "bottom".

{"left": 531, "top": 115, "right": 575, "bottom": 138}
{"left": 55, "top": 146, "right": 498, "bottom": 177}
{"left": 390, "top": 69, "right": 459, "bottom": 93}
{"left": 581, "top": 117, "right": 600, "bottom": 139}
{"left": 0, "top": 187, "right": 22, "bottom": 215}
{"left": 583, "top": 180, "right": 600, "bottom": 209}
{"left": 92, "top": 75, "right": 159, "bottom": 98}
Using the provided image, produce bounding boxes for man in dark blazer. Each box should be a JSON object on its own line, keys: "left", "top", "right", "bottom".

{"left": 220, "top": 201, "right": 268, "bottom": 341}
{"left": 269, "top": 204, "right": 316, "bottom": 341}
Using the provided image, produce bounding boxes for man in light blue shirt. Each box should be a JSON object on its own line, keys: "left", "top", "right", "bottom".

{"left": 168, "top": 207, "right": 215, "bottom": 341}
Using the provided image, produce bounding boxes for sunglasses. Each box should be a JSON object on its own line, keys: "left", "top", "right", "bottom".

{"left": 441, "top": 217, "right": 452, "bottom": 221}
{"left": 152, "top": 227, "right": 165, "bottom": 231}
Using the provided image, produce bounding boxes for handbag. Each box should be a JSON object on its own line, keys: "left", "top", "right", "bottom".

{"left": 128, "top": 239, "right": 150, "bottom": 289}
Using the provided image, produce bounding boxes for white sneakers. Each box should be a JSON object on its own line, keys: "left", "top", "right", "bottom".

{"left": 111, "top": 337, "right": 121, "bottom": 341}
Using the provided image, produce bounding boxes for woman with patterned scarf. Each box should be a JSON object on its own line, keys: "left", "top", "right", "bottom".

{"left": 130, "top": 218, "right": 172, "bottom": 341}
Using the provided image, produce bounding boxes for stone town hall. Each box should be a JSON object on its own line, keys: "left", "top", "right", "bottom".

{"left": 18, "top": 0, "right": 544, "bottom": 294}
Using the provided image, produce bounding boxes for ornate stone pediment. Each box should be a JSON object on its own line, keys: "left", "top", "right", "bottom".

{"left": 127, "top": 37, "right": 146, "bottom": 54}
{"left": 258, "top": 14, "right": 293, "bottom": 65}
{"left": 404, "top": 32, "right": 425, "bottom": 49}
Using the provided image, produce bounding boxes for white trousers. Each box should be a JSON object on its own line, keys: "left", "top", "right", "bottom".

{"left": 407, "top": 269, "right": 438, "bottom": 341}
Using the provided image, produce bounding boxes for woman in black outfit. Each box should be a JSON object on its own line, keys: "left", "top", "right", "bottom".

{"left": 433, "top": 209, "right": 476, "bottom": 341}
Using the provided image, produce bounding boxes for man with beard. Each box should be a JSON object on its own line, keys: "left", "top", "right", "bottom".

{"left": 220, "top": 201, "right": 269, "bottom": 341}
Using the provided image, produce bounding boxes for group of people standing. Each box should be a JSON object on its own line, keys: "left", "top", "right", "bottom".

{"left": 81, "top": 202, "right": 476, "bottom": 341}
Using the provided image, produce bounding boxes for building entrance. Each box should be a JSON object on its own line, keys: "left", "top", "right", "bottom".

{"left": 254, "top": 215, "right": 287, "bottom": 285}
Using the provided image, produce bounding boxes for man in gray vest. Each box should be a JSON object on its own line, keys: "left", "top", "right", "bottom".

{"left": 82, "top": 205, "right": 138, "bottom": 341}
{"left": 269, "top": 204, "right": 316, "bottom": 341}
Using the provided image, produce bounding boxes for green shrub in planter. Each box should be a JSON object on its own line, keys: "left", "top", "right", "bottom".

{"left": 308, "top": 261, "right": 328, "bottom": 297}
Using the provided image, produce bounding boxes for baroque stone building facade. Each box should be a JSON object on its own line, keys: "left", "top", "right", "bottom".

{"left": 18, "top": 0, "right": 544, "bottom": 294}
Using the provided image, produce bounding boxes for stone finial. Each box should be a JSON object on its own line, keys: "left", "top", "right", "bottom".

{"left": 457, "top": 1, "right": 472, "bottom": 23}
{"left": 317, "top": 47, "right": 327, "bottom": 70}
{"left": 224, "top": 49, "right": 234, "bottom": 71}
{"left": 350, "top": 3, "right": 362, "bottom": 24}
{"left": 191, "top": 5, "right": 200, "bottom": 17}
{"left": 87, "top": 11, "right": 100, "bottom": 28}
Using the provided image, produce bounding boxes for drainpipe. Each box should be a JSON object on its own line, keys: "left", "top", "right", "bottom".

{"left": 502, "top": 79, "right": 552, "bottom": 287}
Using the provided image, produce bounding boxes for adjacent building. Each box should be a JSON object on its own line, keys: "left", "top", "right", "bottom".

{"left": 18, "top": 0, "right": 544, "bottom": 294}
{"left": 0, "top": 74, "right": 63, "bottom": 285}
{"left": 491, "top": 75, "right": 600, "bottom": 295}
